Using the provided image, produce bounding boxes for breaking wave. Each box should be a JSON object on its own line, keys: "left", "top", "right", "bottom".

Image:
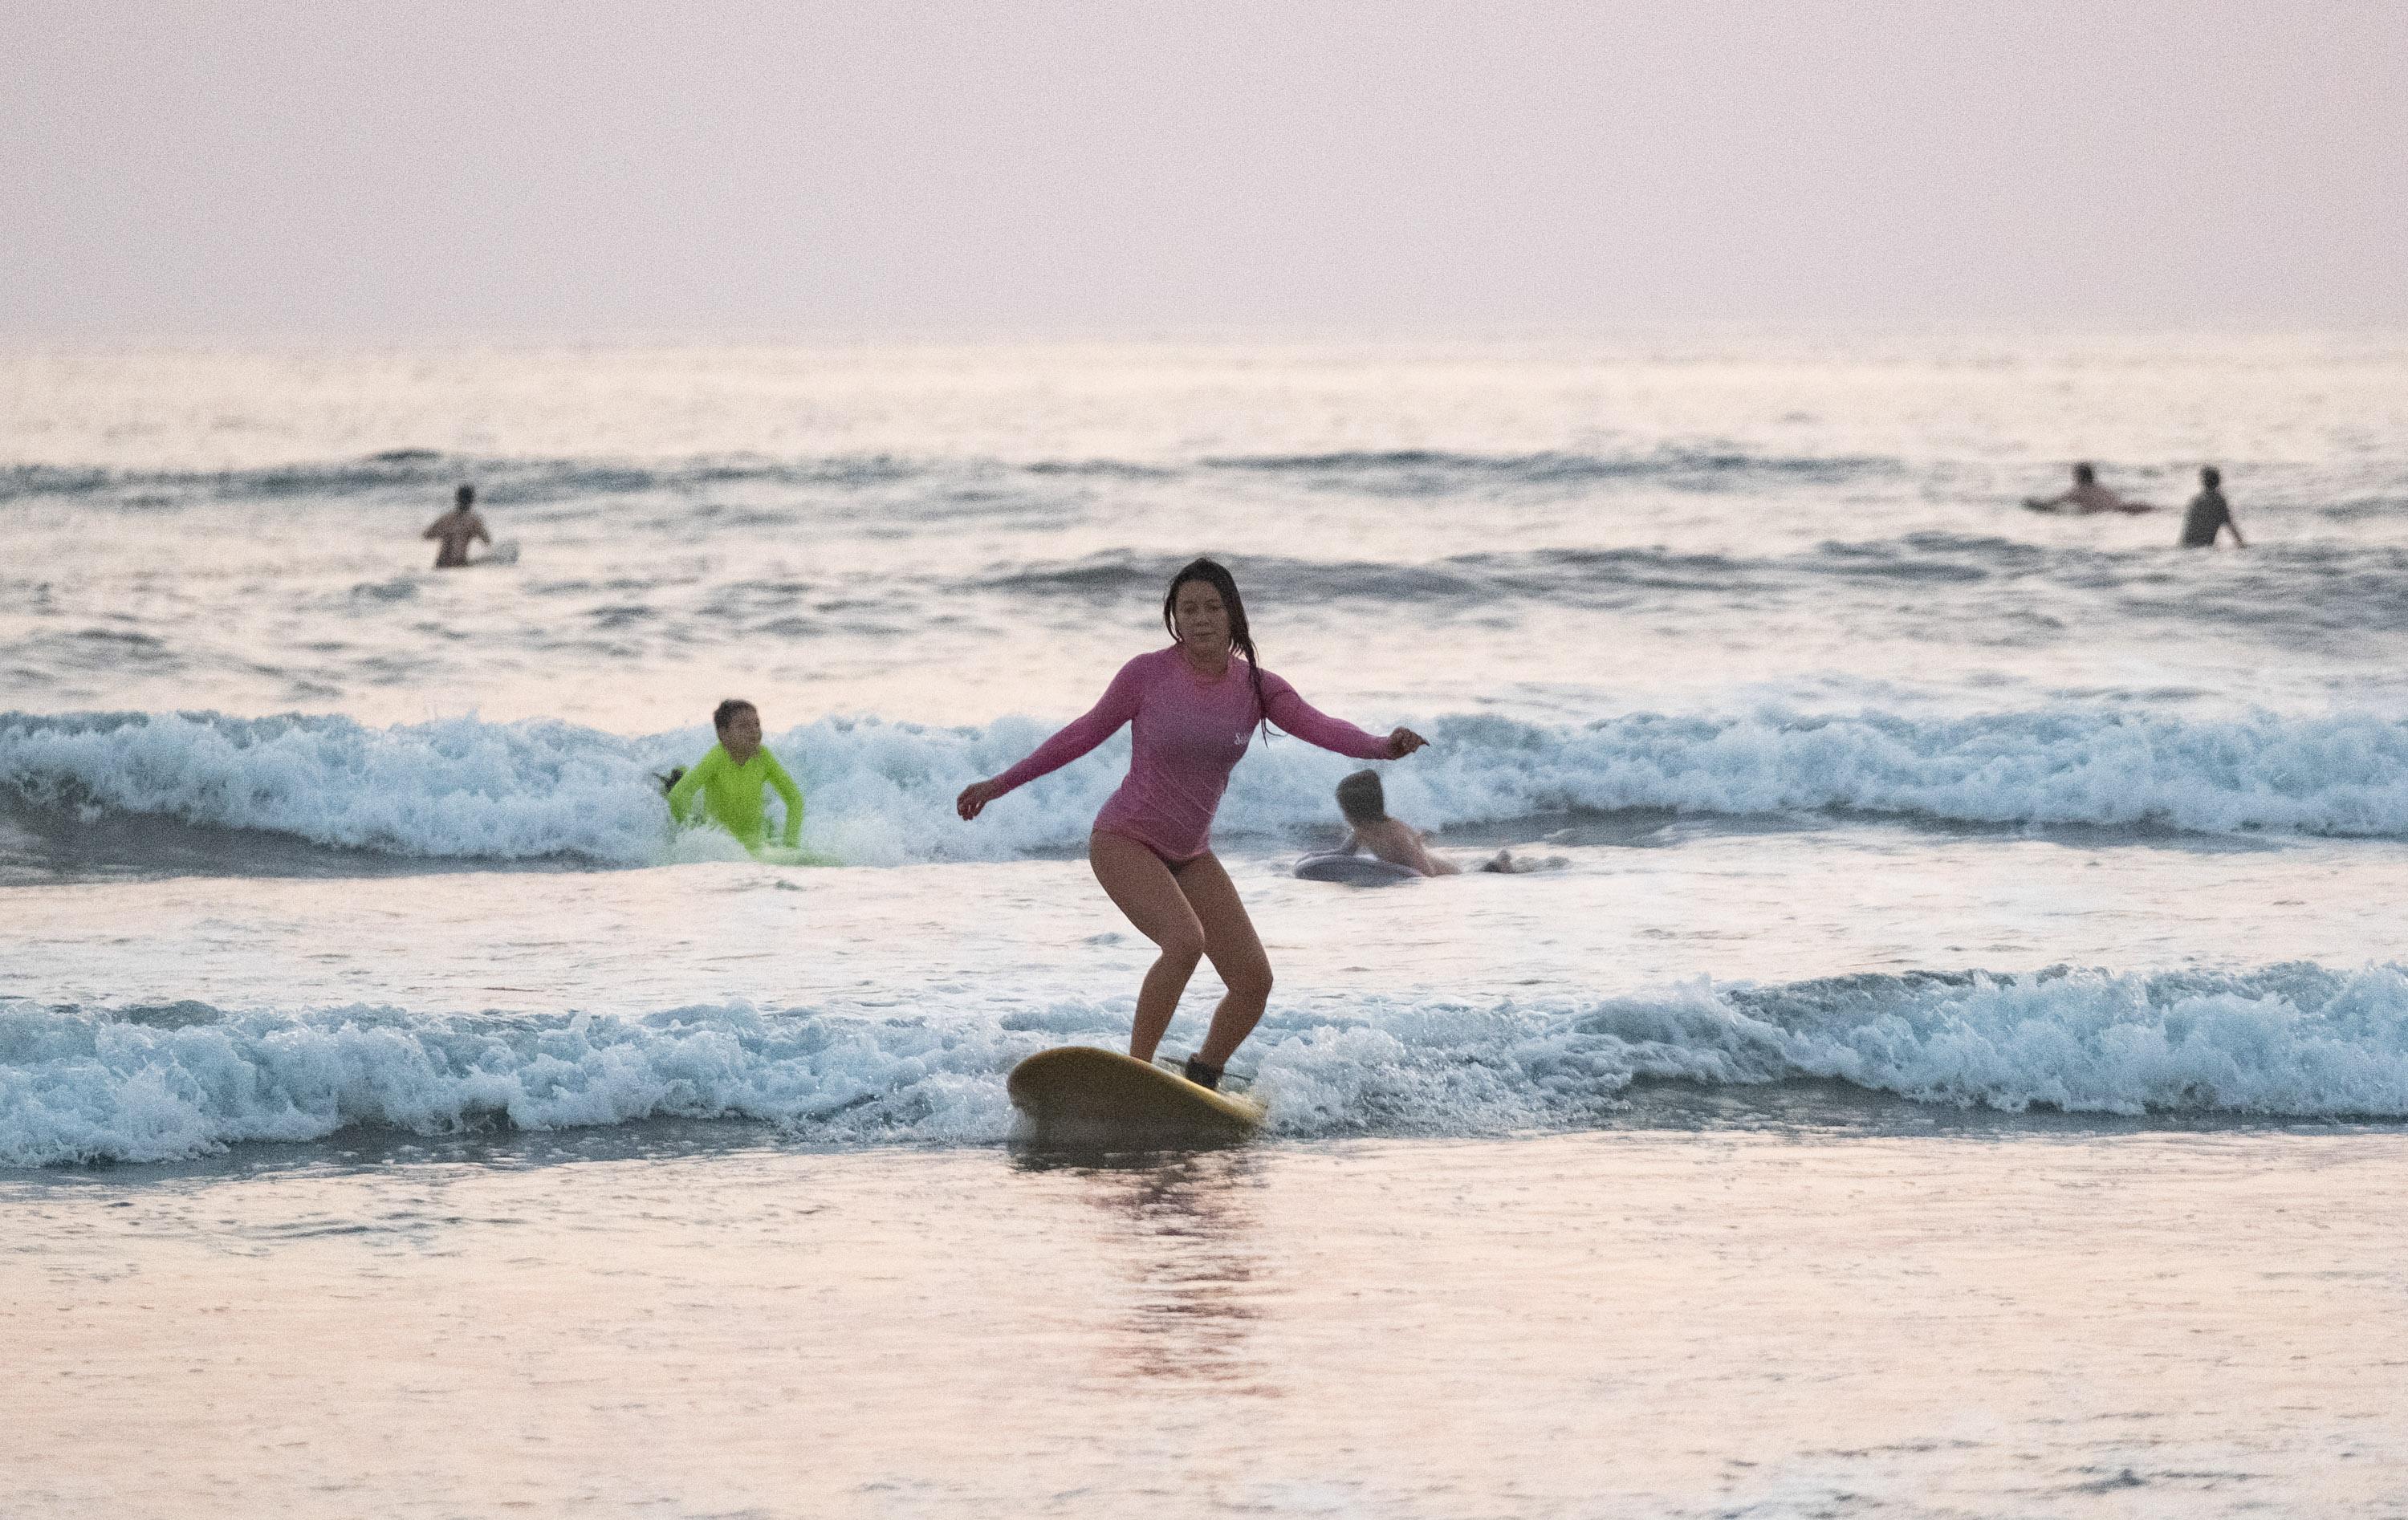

{"left": 7, "top": 961, "right": 2407, "bottom": 1165}
{"left": 6, "top": 704, "right": 2408, "bottom": 875}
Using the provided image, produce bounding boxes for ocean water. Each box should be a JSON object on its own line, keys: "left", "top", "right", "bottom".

{"left": 6, "top": 332, "right": 2408, "bottom": 1166}
{"left": 6, "top": 334, "right": 2408, "bottom": 1514}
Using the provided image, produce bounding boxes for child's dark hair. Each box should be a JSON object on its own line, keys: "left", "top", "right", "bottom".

{"left": 2201, "top": 465, "right": 2221, "bottom": 488}
{"left": 1162, "top": 556, "right": 1269, "bottom": 740}
{"left": 713, "top": 697, "right": 758, "bottom": 733}
{"left": 1336, "top": 769, "right": 1386, "bottom": 826}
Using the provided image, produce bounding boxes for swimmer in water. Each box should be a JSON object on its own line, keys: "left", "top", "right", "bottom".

{"left": 422, "top": 484, "right": 491, "bottom": 568}
{"left": 2179, "top": 465, "right": 2246, "bottom": 547}
{"left": 666, "top": 698, "right": 805, "bottom": 854}
{"left": 1335, "top": 769, "right": 1517, "bottom": 876}
{"left": 2025, "top": 462, "right": 2157, "bottom": 515}
{"left": 954, "top": 556, "right": 1426, "bottom": 1090}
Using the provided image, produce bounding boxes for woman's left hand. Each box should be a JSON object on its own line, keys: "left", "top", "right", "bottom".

{"left": 1385, "top": 727, "right": 1426, "bottom": 759}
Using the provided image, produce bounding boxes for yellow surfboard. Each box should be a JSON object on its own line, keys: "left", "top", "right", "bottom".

{"left": 1007, "top": 1046, "right": 1267, "bottom": 1141}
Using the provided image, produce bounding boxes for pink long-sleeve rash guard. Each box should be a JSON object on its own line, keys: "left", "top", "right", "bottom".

{"left": 988, "top": 645, "right": 1393, "bottom": 863}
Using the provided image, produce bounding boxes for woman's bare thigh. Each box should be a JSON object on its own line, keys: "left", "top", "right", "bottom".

{"left": 1170, "top": 851, "right": 1270, "bottom": 991}
{"left": 1088, "top": 831, "right": 1206, "bottom": 956}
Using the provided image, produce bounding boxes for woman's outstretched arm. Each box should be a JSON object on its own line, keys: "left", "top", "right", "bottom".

{"left": 957, "top": 658, "right": 1146, "bottom": 820}
{"left": 1259, "top": 670, "right": 1425, "bottom": 760}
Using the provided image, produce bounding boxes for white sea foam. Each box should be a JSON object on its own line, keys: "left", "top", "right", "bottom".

{"left": 0, "top": 999, "right": 1044, "bottom": 1168}
{"left": 0, "top": 711, "right": 669, "bottom": 863}
{"left": 6, "top": 963, "right": 2406, "bottom": 1166}
{"left": 6, "top": 705, "right": 2408, "bottom": 870}
{"left": 1371, "top": 708, "right": 2408, "bottom": 841}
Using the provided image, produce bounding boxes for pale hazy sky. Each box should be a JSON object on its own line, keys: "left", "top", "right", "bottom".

{"left": 5, "top": 0, "right": 2402, "bottom": 338}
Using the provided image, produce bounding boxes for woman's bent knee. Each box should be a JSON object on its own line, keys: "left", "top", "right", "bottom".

{"left": 1225, "top": 958, "right": 1273, "bottom": 1005}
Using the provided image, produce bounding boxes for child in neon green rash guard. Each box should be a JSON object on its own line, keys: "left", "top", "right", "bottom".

{"left": 665, "top": 697, "right": 804, "bottom": 852}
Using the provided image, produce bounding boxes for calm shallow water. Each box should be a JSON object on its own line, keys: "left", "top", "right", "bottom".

{"left": 8, "top": 1132, "right": 2406, "bottom": 1518}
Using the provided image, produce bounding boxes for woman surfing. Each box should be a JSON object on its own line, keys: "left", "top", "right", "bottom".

{"left": 956, "top": 557, "right": 1425, "bottom": 1090}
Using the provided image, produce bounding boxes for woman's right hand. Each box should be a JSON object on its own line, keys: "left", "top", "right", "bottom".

{"left": 956, "top": 778, "right": 1002, "bottom": 821}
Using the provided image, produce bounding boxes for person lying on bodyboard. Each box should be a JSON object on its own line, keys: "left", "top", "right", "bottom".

{"left": 2024, "top": 462, "right": 2157, "bottom": 515}
{"left": 1332, "top": 769, "right": 1523, "bottom": 875}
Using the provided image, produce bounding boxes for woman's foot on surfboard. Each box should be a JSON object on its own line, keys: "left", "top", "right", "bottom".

{"left": 1182, "top": 1055, "right": 1225, "bottom": 1091}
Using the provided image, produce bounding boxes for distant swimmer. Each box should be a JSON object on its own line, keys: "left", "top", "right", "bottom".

{"left": 955, "top": 556, "right": 1426, "bottom": 1091}
{"left": 422, "top": 484, "right": 491, "bottom": 568}
{"left": 2024, "top": 462, "right": 2157, "bottom": 515}
{"left": 1334, "top": 769, "right": 1519, "bottom": 876}
{"left": 666, "top": 698, "right": 806, "bottom": 854}
{"left": 2179, "top": 466, "right": 2246, "bottom": 548}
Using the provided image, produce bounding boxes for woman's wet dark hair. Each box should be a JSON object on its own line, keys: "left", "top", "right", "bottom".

{"left": 713, "top": 697, "right": 758, "bottom": 733}
{"left": 1163, "top": 556, "right": 1269, "bottom": 739}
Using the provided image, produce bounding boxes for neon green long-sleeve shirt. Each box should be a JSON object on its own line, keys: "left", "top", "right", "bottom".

{"left": 666, "top": 743, "right": 803, "bottom": 850}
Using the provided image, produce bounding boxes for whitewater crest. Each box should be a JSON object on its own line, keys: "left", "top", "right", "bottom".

{"left": 5, "top": 962, "right": 2406, "bottom": 1166}
{"left": 6, "top": 705, "right": 2408, "bottom": 872}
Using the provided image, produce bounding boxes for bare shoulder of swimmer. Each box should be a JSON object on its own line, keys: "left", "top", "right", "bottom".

{"left": 1352, "top": 818, "right": 1417, "bottom": 867}
{"left": 1361, "top": 817, "right": 1454, "bottom": 876}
